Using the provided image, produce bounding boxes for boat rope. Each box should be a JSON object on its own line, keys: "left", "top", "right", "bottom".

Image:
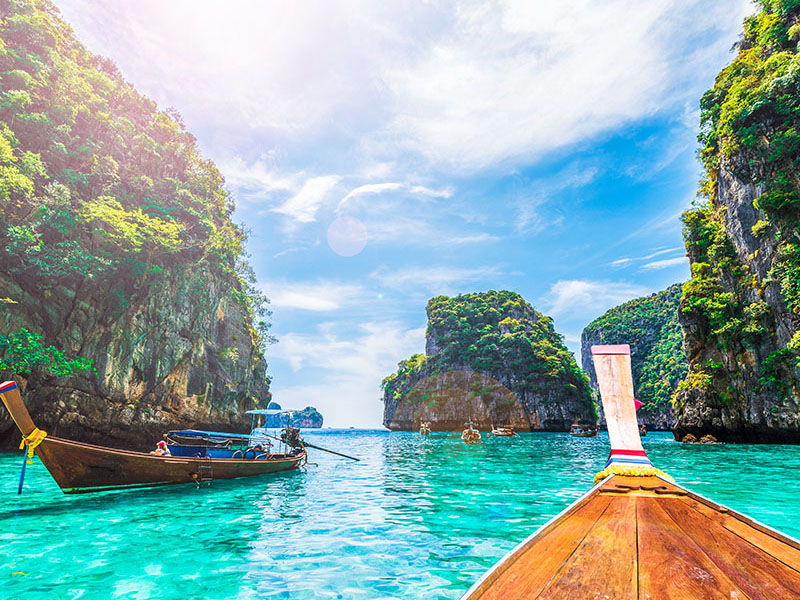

{"left": 19, "top": 427, "right": 47, "bottom": 464}
{"left": 593, "top": 464, "right": 673, "bottom": 484}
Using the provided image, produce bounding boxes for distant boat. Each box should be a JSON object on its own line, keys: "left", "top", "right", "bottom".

{"left": 419, "top": 421, "right": 431, "bottom": 435}
{"left": 459, "top": 344, "right": 800, "bottom": 599}
{"left": 490, "top": 426, "right": 516, "bottom": 437}
{"left": 639, "top": 423, "right": 647, "bottom": 437}
{"left": 569, "top": 424, "right": 598, "bottom": 437}
{"left": 461, "top": 421, "right": 481, "bottom": 443}
{"left": 0, "top": 381, "right": 305, "bottom": 494}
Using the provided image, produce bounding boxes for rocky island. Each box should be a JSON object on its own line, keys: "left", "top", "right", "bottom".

{"left": 265, "top": 402, "right": 323, "bottom": 428}
{"left": 674, "top": 1, "right": 800, "bottom": 443}
{"left": 581, "top": 284, "right": 687, "bottom": 430}
{"left": 382, "top": 291, "right": 595, "bottom": 431}
{"left": 0, "top": 1, "right": 272, "bottom": 450}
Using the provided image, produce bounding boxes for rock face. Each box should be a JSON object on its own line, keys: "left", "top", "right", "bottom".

{"left": 674, "top": 1, "right": 800, "bottom": 443}
{"left": 382, "top": 291, "right": 595, "bottom": 431}
{"left": 581, "top": 284, "right": 687, "bottom": 430}
{"left": 0, "top": 1, "right": 271, "bottom": 450}
{"left": 264, "top": 403, "right": 323, "bottom": 428}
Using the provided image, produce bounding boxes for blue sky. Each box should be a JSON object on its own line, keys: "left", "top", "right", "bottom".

{"left": 57, "top": 0, "right": 754, "bottom": 427}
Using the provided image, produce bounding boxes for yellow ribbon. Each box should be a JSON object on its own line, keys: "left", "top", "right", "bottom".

{"left": 593, "top": 464, "right": 674, "bottom": 484}
{"left": 19, "top": 427, "right": 47, "bottom": 464}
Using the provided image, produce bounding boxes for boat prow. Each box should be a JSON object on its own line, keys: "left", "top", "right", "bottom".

{"left": 0, "top": 380, "right": 305, "bottom": 494}
{"left": 459, "top": 345, "right": 800, "bottom": 599}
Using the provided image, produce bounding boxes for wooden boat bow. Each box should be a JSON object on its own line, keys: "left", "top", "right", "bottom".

{"left": 459, "top": 344, "right": 800, "bottom": 599}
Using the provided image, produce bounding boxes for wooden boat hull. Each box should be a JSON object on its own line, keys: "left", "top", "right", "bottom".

{"left": 462, "top": 345, "right": 800, "bottom": 599}
{"left": 0, "top": 380, "right": 304, "bottom": 494}
{"left": 35, "top": 436, "right": 304, "bottom": 494}
{"left": 569, "top": 430, "right": 597, "bottom": 437}
{"left": 461, "top": 474, "right": 800, "bottom": 599}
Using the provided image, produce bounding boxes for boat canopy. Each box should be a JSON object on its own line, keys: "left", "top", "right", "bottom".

{"left": 167, "top": 429, "right": 251, "bottom": 440}
{"left": 245, "top": 409, "right": 287, "bottom": 416}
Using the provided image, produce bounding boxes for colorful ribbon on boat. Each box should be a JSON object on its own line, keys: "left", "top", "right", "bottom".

{"left": 19, "top": 427, "right": 47, "bottom": 464}
{"left": 594, "top": 449, "right": 673, "bottom": 483}
{"left": 593, "top": 464, "right": 674, "bottom": 484}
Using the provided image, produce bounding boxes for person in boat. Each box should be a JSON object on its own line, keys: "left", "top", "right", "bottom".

{"left": 151, "top": 440, "right": 171, "bottom": 456}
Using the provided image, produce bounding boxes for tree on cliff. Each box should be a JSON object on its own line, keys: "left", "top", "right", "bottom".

{"left": 0, "top": 0, "right": 273, "bottom": 446}
{"left": 581, "top": 284, "right": 687, "bottom": 428}
{"left": 676, "top": 0, "right": 800, "bottom": 441}
{"left": 382, "top": 291, "right": 595, "bottom": 431}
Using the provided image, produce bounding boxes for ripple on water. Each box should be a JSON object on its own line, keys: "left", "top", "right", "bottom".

{"left": 1, "top": 431, "right": 799, "bottom": 599}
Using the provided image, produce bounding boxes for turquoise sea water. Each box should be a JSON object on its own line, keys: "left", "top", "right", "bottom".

{"left": 2, "top": 431, "right": 800, "bottom": 599}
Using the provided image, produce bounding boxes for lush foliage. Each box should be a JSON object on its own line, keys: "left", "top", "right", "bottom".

{"left": 0, "top": 0, "right": 272, "bottom": 351}
{"left": 584, "top": 284, "right": 688, "bottom": 412}
{"left": 696, "top": 0, "right": 800, "bottom": 306}
{"left": 382, "top": 291, "right": 593, "bottom": 412}
{"left": 0, "top": 327, "right": 94, "bottom": 376}
{"left": 682, "top": 0, "right": 800, "bottom": 400}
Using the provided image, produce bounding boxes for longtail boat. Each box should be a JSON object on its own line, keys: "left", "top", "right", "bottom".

{"left": 491, "top": 425, "right": 516, "bottom": 437}
{"left": 0, "top": 380, "right": 305, "bottom": 494}
{"left": 462, "top": 421, "right": 481, "bottom": 443}
{"left": 568, "top": 424, "right": 598, "bottom": 438}
{"left": 461, "top": 344, "right": 800, "bottom": 599}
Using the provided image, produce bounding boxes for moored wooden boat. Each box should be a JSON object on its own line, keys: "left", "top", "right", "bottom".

{"left": 491, "top": 426, "right": 516, "bottom": 437}
{"left": 420, "top": 421, "right": 431, "bottom": 435}
{"left": 460, "top": 344, "right": 800, "bottom": 599}
{"left": 568, "top": 424, "right": 597, "bottom": 438}
{"left": 462, "top": 421, "right": 481, "bottom": 443}
{"left": 0, "top": 380, "right": 305, "bottom": 494}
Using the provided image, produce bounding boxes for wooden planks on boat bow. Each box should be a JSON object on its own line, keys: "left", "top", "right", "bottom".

{"left": 460, "top": 345, "right": 800, "bottom": 600}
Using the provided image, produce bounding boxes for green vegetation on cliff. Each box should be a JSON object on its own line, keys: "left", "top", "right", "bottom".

{"left": 689, "top": 0, "right": 800, "bottom": 363}
{"left": 0, "top": 327, "right": 94, "bottom": 376}
{"left": 382, "top": 291, "right": 593, "bottom": 411}
{"left": 582, "top": 285, "right": 687, "bottom": 415}
{"left": 675, "top": 0, "right": 800, "bottom": 439}
{"left": 0, "top": 0, "right": 272, "bottom": 354}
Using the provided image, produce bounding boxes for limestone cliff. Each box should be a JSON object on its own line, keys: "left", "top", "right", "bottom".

{"left": 265, "top": 403, "right": 323, "bottom": 428}
{"left": 581, "top": 284, "right": 687, "bottom": 430}
{"left": 674, "top": 0, "right": 800, "bottom": 442}
{"left": 382, "top": 291, "right": 595, "bottom": 431}
{"left": 0, "top": 0, "right": 271, "bottom": 449}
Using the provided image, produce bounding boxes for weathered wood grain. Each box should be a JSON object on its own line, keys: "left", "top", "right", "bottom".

{"left": 660, "top": 497, "right": 800, "bottom": 600}
{"left": 637, "top": 496, "right": 745, "bottom": 600}
{"left": 474, "top": 495, "right": 612, "bottom": 600}
{"left": 538, "top": 495, "right": 637, "bottom": 600}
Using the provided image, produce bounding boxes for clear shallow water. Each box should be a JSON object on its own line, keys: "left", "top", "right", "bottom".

{"left": 1, "top": 431, "right": 799, "bottom": 599}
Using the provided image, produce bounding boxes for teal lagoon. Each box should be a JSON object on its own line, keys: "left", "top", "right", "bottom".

{"left": 1, "top": 431, "right": 799, "bottom": 599}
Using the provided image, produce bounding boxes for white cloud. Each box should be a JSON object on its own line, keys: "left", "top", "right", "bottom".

{"left": 609, "top": 246, "right": 685, "bottom": 267}
{"left": 641, "top": 256, "right": 690, "bottom": 271}
{"left": 408, "top": 185, "right": 453, "bottom": 198}
{"left": 609, "top": 258, "right": 633, "bottom": 267}
{"left": 371, "top": 265, "right": 501, "bottom": 295}
{"left": 268, "top": 322, "right": 426, "bottom": 427}
{"left": 337, "top": 182, "right": 404, "bottom": 211}
{"left": 381, "top": 0, "right": 754, "bottom": 169}
{"left": 641, "top": 247, "right": 683, "bottom": 260}
{"left": 543, "top": 280, "right": 651, "bottom": 320}
{"left": 221, "top": 154, "right": 298, "bottom": 198}
{"left": 57, "top": 0, "right": 753, "bottom": 172}
{"left": 270, "top": 175, "right": 341, "bottom": 224}
{"left": 263, "top": 281, "right": 365, "bottom": 312}
{"left": 337, "top": 181, "right": 453, "bottom": 212}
